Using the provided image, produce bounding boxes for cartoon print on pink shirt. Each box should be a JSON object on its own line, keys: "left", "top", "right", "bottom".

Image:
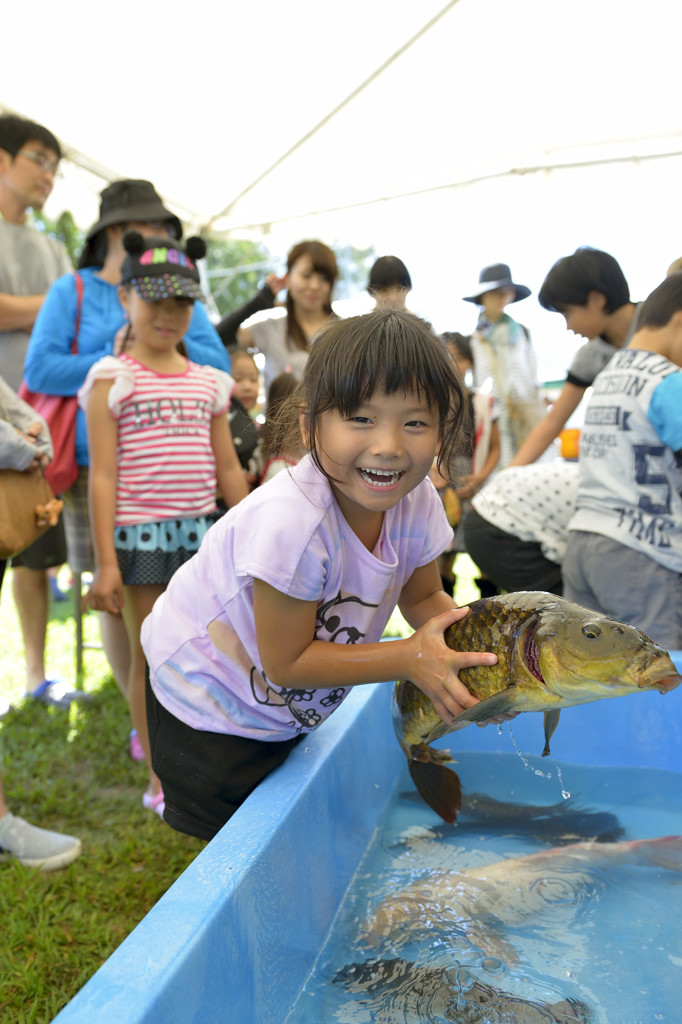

{"left": 248, "top": 592, "right": 379, "bottom": 731}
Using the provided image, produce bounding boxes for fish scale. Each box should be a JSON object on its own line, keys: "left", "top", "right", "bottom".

{"left": 393, "top": 591, "right": 681, "bottom": 824}
{"left": 446, "top": 593, "right": 546, "bottom": 702}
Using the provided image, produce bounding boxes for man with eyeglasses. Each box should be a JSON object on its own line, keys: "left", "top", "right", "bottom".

{"left": 0, "top": 114, "right": 71, "bottom": 390}
{"left": 0, "top": 113, "right": 81, "bottom": 701}
{"left": 0, "top": 113, "right": 82, "bottom": 867}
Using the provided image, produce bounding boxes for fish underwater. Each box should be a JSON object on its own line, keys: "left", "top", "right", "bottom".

{"left": 335, "top": 956, "right": 591, "bottom": 1023}
{"left": 394, "top": 592, "right": 681, "bottom": 823}
{"left": 364, "top": 835, "right": 682, "bottom": 965}
{"left": 396, "top": 792, "right": 626, "bottom": 846}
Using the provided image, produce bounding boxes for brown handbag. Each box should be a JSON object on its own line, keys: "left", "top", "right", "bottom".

{"left": 0, "top": 466, "right": 63, "bottom": 559}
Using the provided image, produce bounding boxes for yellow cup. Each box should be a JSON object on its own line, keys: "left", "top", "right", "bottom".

{"left": 559, "top": 428, "right": 580, "bottom": 460}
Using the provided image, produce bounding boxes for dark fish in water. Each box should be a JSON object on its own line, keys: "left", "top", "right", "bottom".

{"left": 335, "top": 957, "right": 591, "bottom": 1023}
{"left": 394, "top": 592, "right": 681, "bottom": 823}
{"left": 365, "top": 835, "right": 682, "bottom": 962}
{"left": 454, "top": 793, "right": 624, "bottom": 845}
{"left": 396, "top": 792, "right": 625, "bottom": 845}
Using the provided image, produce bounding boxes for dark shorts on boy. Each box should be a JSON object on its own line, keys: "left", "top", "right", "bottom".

{"left": 462, "top": 508, "right": 563, "bottom": 595}
{"left": 145, "top": 670, "right": 301, "bottom": 840}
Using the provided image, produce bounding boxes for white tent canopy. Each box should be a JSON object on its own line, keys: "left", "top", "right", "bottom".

{"left": 4, "top": 0, "right": 681, "bottom": 377}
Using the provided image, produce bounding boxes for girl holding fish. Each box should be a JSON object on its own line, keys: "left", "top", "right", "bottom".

{"left": 142, "top": 309, "right": 499, "bottom": 840}
{"left": 79, "top": 232, "right": 248, "bottom": 817}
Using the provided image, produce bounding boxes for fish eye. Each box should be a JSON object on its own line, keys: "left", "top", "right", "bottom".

{"left": 582, "top": 624, "right": 602, "bottom": 639}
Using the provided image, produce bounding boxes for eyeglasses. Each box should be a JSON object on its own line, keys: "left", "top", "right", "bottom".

{"left": 17, "top": 149, "right": 61, "bottom": 177}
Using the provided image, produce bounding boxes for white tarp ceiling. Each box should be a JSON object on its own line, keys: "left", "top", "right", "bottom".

{"left": 4, "top": 0, "right": 682, "bottom": 374}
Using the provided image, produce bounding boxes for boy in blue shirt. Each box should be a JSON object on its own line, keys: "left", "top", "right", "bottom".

{"left": 563, "top": 273, "right": 682, "bottom": 648}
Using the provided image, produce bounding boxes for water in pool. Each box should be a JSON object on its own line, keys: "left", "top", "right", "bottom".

{"left": 284, "top": 751, "right": 682, "bottom": 1023}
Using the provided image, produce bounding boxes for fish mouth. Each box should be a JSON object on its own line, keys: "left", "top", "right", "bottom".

{"left": 636, "top": 652, "right": 682, "bottom": 693}
{"left": 641, "top": 673, "right": 682, "bottom": 694}
{"left": 523, "top": 622, "right": 545, "bottom": 684}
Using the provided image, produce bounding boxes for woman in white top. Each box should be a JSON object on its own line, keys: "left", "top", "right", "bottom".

{"left": 217, "top": 240, "right": 338, "bottom": 394}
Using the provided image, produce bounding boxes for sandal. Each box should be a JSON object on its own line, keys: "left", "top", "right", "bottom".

{"left": 142, "top": 790, "right": 165, "bottom": 819}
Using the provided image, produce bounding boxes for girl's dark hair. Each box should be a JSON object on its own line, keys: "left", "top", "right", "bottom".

{"left": 637, "top": 273, "right": 682, "bottom": 330}
{"left": 277, "top": 309, "right": 467, "bottom": 481}
{"left": 538, "top": 247, "right": 630, "bottom": 314}
{"left": 368, "top": 255, "right": 412, "bottom": 294}
{"left": 285, "top": 241, "right": 338, "bottom": 352}
{"left": 260, "top": 372, "right": 300, "bottom": 464}
{"left": 441, "top": 331, "right": 474, "bottom": 365}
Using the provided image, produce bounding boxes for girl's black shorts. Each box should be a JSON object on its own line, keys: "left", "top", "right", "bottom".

{"left": 145, "top": 668, "right": 301, "bottom": 841}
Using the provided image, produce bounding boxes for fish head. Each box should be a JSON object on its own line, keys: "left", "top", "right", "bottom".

{"left": 534, "top": 601, "right": 682, "bottom": 705}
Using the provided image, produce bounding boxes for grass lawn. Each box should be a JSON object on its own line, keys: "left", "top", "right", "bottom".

{"left": 0, "top": 555, "right": 481, "bottom": 1022}
{"left": 0, "top": 569, "right": 205, "bottom": 1023}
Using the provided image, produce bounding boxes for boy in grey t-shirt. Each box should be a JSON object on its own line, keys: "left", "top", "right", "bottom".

{"left": 564, "top": 273, "right": 682, "bottom": 648}
{"left": 0, "top": 113, "right": 76, "bottom": 707}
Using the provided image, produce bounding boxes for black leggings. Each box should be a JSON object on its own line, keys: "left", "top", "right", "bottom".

{"left": 145, "top": 670, "right": 301, "bottom": 840}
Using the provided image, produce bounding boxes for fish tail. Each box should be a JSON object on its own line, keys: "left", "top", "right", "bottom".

{"left": 407, "top": 758, "right": 462, "bottom": 824}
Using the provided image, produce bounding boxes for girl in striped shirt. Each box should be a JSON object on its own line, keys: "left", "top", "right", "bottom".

{"left": 79, "top": 232, "right": 248, "bottom": 816}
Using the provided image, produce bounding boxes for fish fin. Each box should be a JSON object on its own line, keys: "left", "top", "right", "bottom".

{"left": 408, "top": 758, "right": 462, "bottom": 824}
{"left": 542, "top": 709, "right": 561, "bottom": 757}
{"left": 448, "top": 688, "right": 518, "bottom": 727}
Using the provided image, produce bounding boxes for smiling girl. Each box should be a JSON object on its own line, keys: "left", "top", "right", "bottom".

{"left": 217, "top": 239, "right": 338, "bottom": 395}
{"left": 79, "top": 232, "right": 248, "bottom": 816}
{"left": 142, "top": 309, "right": 497, "bottom": 839}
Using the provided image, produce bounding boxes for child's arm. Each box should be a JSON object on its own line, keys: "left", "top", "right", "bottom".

{"left": 253, "top": 571, "right": 496, "bottom": 724}
{"left": 84, "top": 378, "right": 124, "bottom": 614}
{"left": 508, "top": 382, "right": 585, "bottom": 466}
{"left": 211, "top": 414, "right": 249, "bottom": 508}
{"left": 457, "top": 420, "right": 501, "bottom": 498}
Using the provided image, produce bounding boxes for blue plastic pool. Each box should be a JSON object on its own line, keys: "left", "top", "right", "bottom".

{"left": 53, "top": 653, "right": 682, "bottom": 1023}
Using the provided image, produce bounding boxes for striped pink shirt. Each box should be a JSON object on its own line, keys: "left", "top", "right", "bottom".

{"left": 79, "top": 354, "right": 233, "bottom": 526}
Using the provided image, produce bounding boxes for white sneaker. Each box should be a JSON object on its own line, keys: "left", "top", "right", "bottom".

{"left": 0, "top": 813, "right": 82, "bottom": 871}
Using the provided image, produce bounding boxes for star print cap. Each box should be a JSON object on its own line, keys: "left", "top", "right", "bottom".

{"left": 120, "top": 231, "right": 206, "bottom": 302}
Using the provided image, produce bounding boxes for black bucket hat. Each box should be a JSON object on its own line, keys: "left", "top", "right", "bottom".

{"left": 86, "top": 179, "right": 182, "bottom": 241}
{"left": 463, "top": 263, "right": 531, "bottom": 304}
{"left": 120, "top": 232, "right": 206, "bottom": 302}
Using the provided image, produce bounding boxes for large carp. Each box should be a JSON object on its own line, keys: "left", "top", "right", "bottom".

{"left": 364, "top": 835, "right": 682, "bottom": 961}
{"left": 394, "top": 592, "right": 681, "bottom": 823}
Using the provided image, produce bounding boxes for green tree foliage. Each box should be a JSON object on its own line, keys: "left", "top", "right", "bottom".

{"left": 204, "top": 236, "right": 273, "bottom": 319}
{"left": 32, "top": 209, "right": 84, "bottom": 268}
{"left": 333, "top": 243, "right": 376, "bottom": 300}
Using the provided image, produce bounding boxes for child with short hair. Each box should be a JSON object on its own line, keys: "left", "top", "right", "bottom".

{"left": 142, "top": 309, "right": 499, "bottom": 839}
{"left": 226, "top": 348, "right": 260, "bottom": 486}
{"left": 79, "top": 232, "right": 248, "bottom": 816}
{"left": 367, "top": 255, "right": 412, "bottom": 310}
{"left": 563, "top": 272, "right": 682, "bottom": 647}
{"left": 510, "top": 247, "right": 638, "bottom": 466}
